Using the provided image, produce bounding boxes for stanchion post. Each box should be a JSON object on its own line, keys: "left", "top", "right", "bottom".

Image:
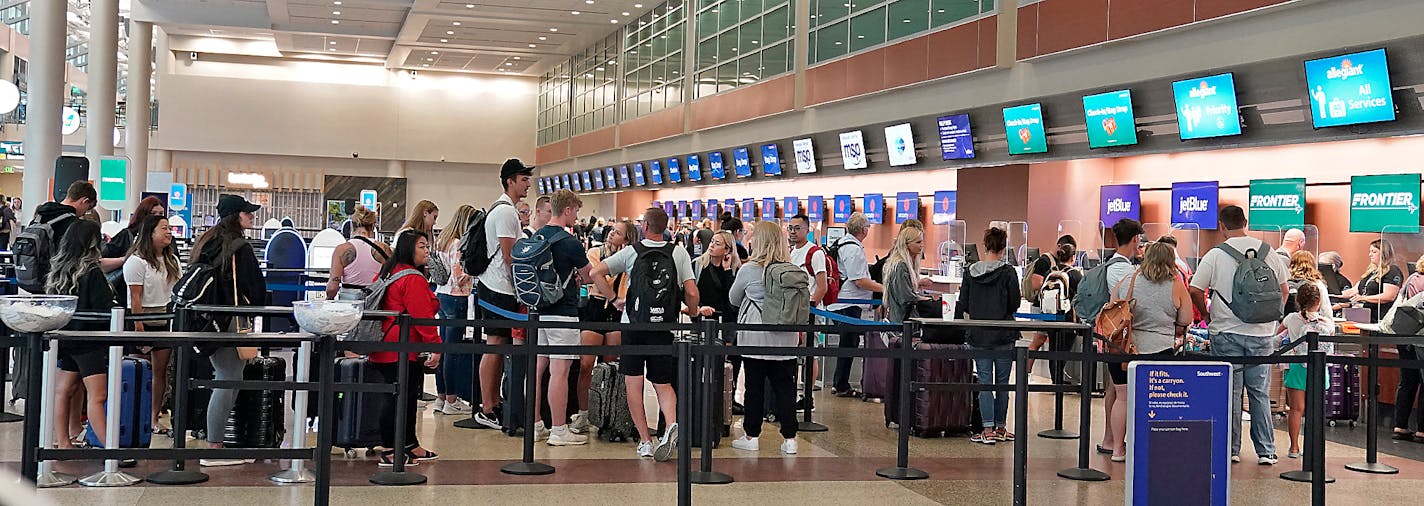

{"left": 314, "top": 334, "right": 337, "bottom": 506}
{"left": 79, "top": 307, "right": 141, "bottom": 487}
{"left": 1013, "top": 344, "right": 1029, "bottom": 506}
{"left": 676, "top": 338, "right": 693, "bottom": 506}
{"left": 146, "top": 332, "right": 209, "bottom": 485}
{"left": 1309, "top": 349, "right": 1327, "bottom": 506}
{"left": 690, "top": 320, "right": 733, "bottom": 485}
{"left": 370, "top": 314, "right": 427, "bottom": 485}
{"left": 452, "top": 315, "right": 484, "bottom": 429}
{"left": 501, "top": 311, "right": 554, "bottom": 475}
{"left": 1282, "top": 332, "right": 1334, "bottom": 484}
{"left": 1345, "top": 341, "right": 1398, "bottom": 474}
{"left": 1058, "top": 333, "right": 1109, "bottom": 481}
{"left": 1038, "top": 330, "right": 1077, "bottom": 440}
{"left": 876, "top": 320, "right": 928, "bottom": 480}
{"left": 798, "top": 321, "right": 827, "bottom": 432}
{"left": 271, "top": 339, "right": 316, "bottom": 483}
{"left": 28, "top": 331, "right": 76, "bottom": 487}
{"left": 18, "top": 332, "right": 43, "bottom": 483}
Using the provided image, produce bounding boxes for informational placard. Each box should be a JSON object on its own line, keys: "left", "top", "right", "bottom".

{"left": 1350, "top": 173, "right": 1421, "bottom": 233}
{"left": 761, "top": 197, "right": 777, "bottom": 221}
{"left": 169, "top": 183, "right": 188, "bottom": 211}
{"left": 937, "top": 114, "right": 975, "bottom": 160}
{"left": 706, "top": 199, "right": 719, "bottom": 218}
{"left": 832, "top": 195, "right": 853, "bottom": 224}
{"left": 1003, "top": 103, "right": 1048, "bottom": 155}
{"left": 1100, "top": 184, "right": 1141, "bottom": 225}
{"left": 740, "top": 198, "right": 756, "bottom": 221}
{"left": 1305, "top": 48, "right": 1395, "bottom": 128}
{"left": 895, "top": 192, "right": 919, "bottom": 224}
{"left": 762, "top": 144, "right": 783, "bottom": 177}
{"left": 733, "top": 147, "right": 753, "bottom": 178}
{"left": 708, "top": 152, "right": 726, "bottom": 180}
{"left": 1083, "top": 90, "right": 1138, "bottom": 148}
{"left": 359, "top": 189, "right": 378, "bottom": 210}
{"left": 932, "top": 190, "right": 957, "bottom": 225}
{"left": 724, "top": 198, "right": 736, "bottom": 216}
{"left": 807, "top": 195, "right": 824, "bottom": 222}
{"left": 686, "top": 155, "right": 703, "bottom": 182}
{"left": 864, "top": 193, "right": 884, "bottom": 224}
{"left": 1173, "top": 73, "right": 1242, "bottom": 140}
{"left": 667, "top": 158, "right": 682, "bottom": 183}
{"left": 633, "top": 163, "right": 646, "bottom": 186}
{"left": 1127, "top": 361, "right": 1232, "bottom": 506}
{"left": 1171, "top": 181, "right": 1219, "bottom": 230}
{"left": 649, "top": 161, "right": 663, "bottom": 185}
{"left": 793, "top": 138, "right": 817, "bottom": 174}
{"left": 784, "top": 196, "right": 800, "bottom": 218}
{"left": 98, "top": 156, "right": 128, "bottom": 205}
{"left": 884, "top": 123, "right": 917, "bottom": 167}
{"left": 1248, "top": 178, "right": 1306, "bottom": 231}
{"left": 840, "top": 130, "right": 867, "bottom": 170}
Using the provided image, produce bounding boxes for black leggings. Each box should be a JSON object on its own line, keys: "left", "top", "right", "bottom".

{"left": 376, "top": 361, "right": 422, "bottom": 450}
{"left": 742, "top": 358, "right": 798, "bottom": 439}
{"left": 1395, "top": 345, "right": 1423, "bottom": 432}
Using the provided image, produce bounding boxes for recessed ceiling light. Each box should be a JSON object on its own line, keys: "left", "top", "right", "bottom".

{"left": 549, "top": 28, "right": 558, "bottom": 32}
{"left": 330, "top": 41, "right": 337, "bottom": 45}
{"left": 331, "top": 20, "right": 340, "bottom": 24}
{"left": 586, "top": 0, "right": 594, "bottom": 3}
{"left": 571, "top": 11, "right": 580, "bottom": 15}
{"left": 936, "top": 9, "right": 945, "bottom": 13}
{"left": 513, "top": 56, "right": 520, "bottom": 60}
{"left": 610, "top": 19, "right": 619, "bottom": 23}
{"left": 507, "top": 63, "right": 515, "bottom": 66}
{"left": 332, "top": 10, "right": 341, "bottom": 15}
{"left": 529, "top": 43, "right": 537, "bottom": 47}
{"left": 903, "top": 18, "right": 911, "bottom": 23}
{"left": 423, "top": 64, "right": 430, "bottom": 67}
{"left": 621, "top": 11, "right": 630, "bottom": 15}
{"left": 333, "top": 1, "right": 342, "bottom": 4}
{"left": 834, "top": 41, "right": 842, "bottom": 45}
{"left": 329, "top": 48, "right": 336, "bottom": 51}
{"left": 447, "top": 30, "right": 455, "bottom": 35}
{"left": 427, "top": 58, "right": 434, "bottom": 61}
{"left": 856, "top": 35, "right": 864, "bottom": 39}
{"left": 751, "top": 40, "right": 758, "bottom": 44}
{"left": 431, "top": 51, "right": 439, "bottom": 55}
{"left": 634, "top": 3, "right": 643, "bottom": 7}
{"left": 453, "top": 21, "right": 461, "bottom": 26}
{"left": 440, "top": 38, "right": 448, "bottom": 42}
{"left": 466, "top": 4, "right": 474, "bottom": 8}
{"left": 538, "top": 36, "right": 547, "bottom": 40}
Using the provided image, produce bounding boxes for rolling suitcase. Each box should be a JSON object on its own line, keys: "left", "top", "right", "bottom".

{"left": 223, "top": 356, "right": 286, "bottom": 448}
{"left": 86, "top": 356, "right": 154, "bottom": 448}
{"left": 334, "top": 357, "right": 386, "bottom": 456}
{"left": 861, "top": 330, "right": 895, "bottom": 402}
{"left": 1324, "top": 358, "right": 1360, "bottom": 425}
{"left": 884, "top": 341, "right": 980, "bottom": 437}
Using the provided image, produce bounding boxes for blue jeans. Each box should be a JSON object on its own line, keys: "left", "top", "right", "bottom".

{"left": 830, "top": 306, "right": 864, "bottom": 392}
{"left": 1212, "top": 331, "right": 1277, "bottom": 457}
{"left": 437, "top": 293, "right": 471, "bottom": 398}
{"left": 973, "top": 345, "right": 1014, "bottom": 429}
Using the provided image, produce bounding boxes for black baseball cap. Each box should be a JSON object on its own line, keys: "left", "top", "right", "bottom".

{"left": 217, "top": 194, "right": 260, "bottom": 218}
{"left": 500, "top": 158, "right": 534, "bottom": 180}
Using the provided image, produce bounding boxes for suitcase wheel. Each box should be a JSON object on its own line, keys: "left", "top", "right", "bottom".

{"left": 344, "top": 449, "right": 357, "bottom": 459}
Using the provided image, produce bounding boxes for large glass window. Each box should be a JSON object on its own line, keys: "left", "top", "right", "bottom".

{"left": 623, "top": 1, "right": 687, "bottom": 121}
{"left": 537, "top": 62, "right": 571, "bottom": 146}
{"left": 810, "top": 0, "right": 991, "bottom": 64}
{"left": 570, "top": 34, "right": 620, "bottom": 136}
{"left": 693, "top": 0, "right": 795, "bottom": 99}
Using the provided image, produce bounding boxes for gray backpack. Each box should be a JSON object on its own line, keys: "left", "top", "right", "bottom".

{"left": 1072, "top": 256, "right": 1128, "bottom": 322}
{"left": 1213, "top": 240, "right": 1284, "bottom": 324}
{"left": 346, "top": 269, "right": 423, "bottom": 341}
{"left": 761, "top": 261, "right": 811, "bottom": 325}
{"left": 587, "top": 362, "right": 638, "bottom": 442}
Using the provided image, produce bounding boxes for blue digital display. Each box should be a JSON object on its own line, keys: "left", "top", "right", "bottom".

{"left": 761, "top": 144, "right": 782, "bottom": 177}
{"left": 937, "top": 114, "right": 975, "bottom": 160}
{"left": 667, "top": 158, "right": 682, "bottom": 183}
{"left": 581, "top": 171, "right": 592, "bottom": 191}
{"left": 1171, "top": 181, "right": 1219, "bottom": 230}
{"left": 740, "top": 198, "right": 755, "bottom": 221}
{"left": 761, "top": 197, "right": 777, "bottom": 221}
{"left": 807, "top": 196, "right": 824, "bottom": 222}
{"left": 649, "top": 160, "right": 663, "bottom": 185}
{"left": 1304, "top": 48, "right": 1396, "bottom": 128}
{"left": 618, "top": 166, "right": 631, "bottom": 187}
{"left": 686, "top": 155, "right": 703, "bottom": 182}
{"left": 784, "top": 197, "right": 799, "bottom": 217}
{"left": 733, "top": 147, "right": 752, "bottom": 178}
{"left": 864, "top": 194, "right": 884, "bottom": 224}
{"left": 605, "top": 167, "right": 617, "bottom": 188}
{"left": 708, "top": 152, "right": 726, "bottom": 180}
{"left": 593, "top": 170, "right": 605, "bottom": 190}
{"left": 632, "top": 163, "right": 646, "bottom": 186}
{"left": 832, "top": 195, "right": 853, "bottom": 224}
{"left": 1172, "top": 73, "right": 1242, "bottom": 140}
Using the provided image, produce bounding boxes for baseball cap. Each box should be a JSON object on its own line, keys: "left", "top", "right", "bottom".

{"left": 500, "top": 159, "right": 534, "bottom": 180}
{"left": 217, "top": 194, "right": 260, "bottom": 218}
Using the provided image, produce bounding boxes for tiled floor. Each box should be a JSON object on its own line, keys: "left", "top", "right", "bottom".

{"left": 6, "top": 369, "right": 1424, "bottom": 505}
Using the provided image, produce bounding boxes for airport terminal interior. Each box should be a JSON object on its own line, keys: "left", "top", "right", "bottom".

{"left": 2, "top": 0, "right": 1424, "bottom": 504}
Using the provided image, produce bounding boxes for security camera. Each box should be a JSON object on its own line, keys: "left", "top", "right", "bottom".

{"left": 351, "top": 152, "right": 360, "bottom": 159}
{"left": 189, "top": 52, "right": 198, "bottom": 60}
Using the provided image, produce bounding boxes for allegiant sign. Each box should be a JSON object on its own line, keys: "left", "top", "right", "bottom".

{"left": 1350, "top": 173, "right": 1421, "bottom": 233}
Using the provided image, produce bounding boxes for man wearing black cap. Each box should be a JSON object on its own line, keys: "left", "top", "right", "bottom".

{"left": 473, "top": 159, "right": 534, "bottom": 431}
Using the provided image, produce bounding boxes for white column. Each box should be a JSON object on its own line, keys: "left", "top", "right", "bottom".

{"left": 86, "top": 0, "right": 120, "bottom": 181}
{"left": 387, "top": 159, "right": 406, "bottom": 178}
{"left": 125, "top": 21, "right": 154, "bottom": 213}
{"left": 22, "top": 0, "right": 66, "bottom": 209}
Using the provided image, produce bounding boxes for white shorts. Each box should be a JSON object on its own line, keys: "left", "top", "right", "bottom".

{"left": 538, "top": 315, "right": 580, "bottom": 360}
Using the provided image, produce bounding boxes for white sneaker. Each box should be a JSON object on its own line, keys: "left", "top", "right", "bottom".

{"left": 440, "top": 401, "right": 471, "bottom": 416}
{"left": 780, "top": 439, "right": 799, "bottom": 455}
{"left": 547, "top": 426, "right": 589, "bottom": 446}
{"left": 1258, "top": 455, "right": 1279, "bottom": 465}
{"left": 431, "top": 399, "right": 446, "bottom": 412}
{"left": 568, "top": 413, "right": 592, "bottom": 434}
{"left": 200, "top": 458, "right": 252, "bottom": 467}
{"left": 654, "top": 423, "right": 679, "bottom": 462}
{"left": 731, "top": 436, "right": 759, "bottom": 452}
{"left": 636, "top": 440, "right": 655, "bottom": 458}
{"left": 533, "top": 421, "right": 550, "bottom": 442}
{"left": 1231, "top": 455, "right": 1241, "bottom": 463}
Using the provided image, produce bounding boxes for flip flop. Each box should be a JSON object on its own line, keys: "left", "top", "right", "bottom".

{"left": 1096, "top": 444, "right": 1113, "bottom": 455}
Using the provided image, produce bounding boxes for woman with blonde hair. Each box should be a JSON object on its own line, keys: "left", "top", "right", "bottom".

{"left": 325, "top": 205, "right": 391, "bottom": 300}
{"left": 432, "top": 205, "right": 478, "bottom": 415}
{"left": 1286, "top": 250, "right": 1331, "bottom": 320}
{"left": 729, "top": 221, "right": 801, "bottom": 455}
{"left": 402, "top": 200, "right": 440, "bottom": 235}
{"left": 571, "top": 220, "right": 638, "bottom": 434}
{"left": 883, "top": 226, "right": 931, "bottom": 324}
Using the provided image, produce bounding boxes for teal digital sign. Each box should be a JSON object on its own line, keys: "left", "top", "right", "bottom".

{"left": 1083, "top": 90, "right": 1138, "bottom": 148}
{"left": 1350, "top": 174, "right": 1420, "bottom": 233}
{"left": 1248, "top": 178, "right": 1306, "bottom": 231}
{"left": 1305, "top": 48, "right": 1396, "bottom": 128}
{"left": 1173, "top": 73, "right": 1241, "bottom": 140}
{"left": 1003, "top": 103, "right": 1047, "bottom": 155}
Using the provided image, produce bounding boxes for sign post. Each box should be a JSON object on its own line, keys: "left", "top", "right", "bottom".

{"left": 1127, "top": 361, "right": 1232, "bottom": 506}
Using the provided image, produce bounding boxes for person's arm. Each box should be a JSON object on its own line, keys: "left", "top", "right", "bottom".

{"left": 1372, "top": 283, "right": 1402, "bottom": 305}
{"left": 682, "top": 279, "right": 701, "bottom": 317}
{"left": 1189, "top": 287, "right": 1209, "bottom": 324}
{"left": 811, "top": 254, "right": 828, "bottom": 305}
{"left": 1173, "top": 278, "right": 1194, "bottom": 336}
{"left": 729, "top": 264, "right": 753, "bottom": 307}
{"left": 448, "top": 239, "right": 472, "bottom": 291}
{"left": 853, "top": 277, "right": 885, "bottom": 293}
{"left": 99, "top": 256, "right": 126, "bottom": 273}
{"left": 123, "top": 257, "right": 146, "bottom": 331}
{"left": 1005, "top": 267, "right": 1021, "bottom": 318}
{"left": 1188, "top": 253, "right": 1215, "bottom": 324}
{"left": 326, "top": 242, "right": 352, "bottom": 300}
{"left": 498, "top": 236, "right": 517, "bottom": 270}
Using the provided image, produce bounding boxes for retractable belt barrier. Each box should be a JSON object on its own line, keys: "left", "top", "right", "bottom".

{"left": 17, "top": 306, "right": 1422, "bottom": 506}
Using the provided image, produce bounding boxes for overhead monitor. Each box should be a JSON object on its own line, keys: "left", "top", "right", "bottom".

{"left": 761, "top": 197, "right": 777, "bottom": 221}
{"left": 1171, "top": 181, "right": 1219, "bottom": 230}
{"left": 686, "top": 155, "right": 703, "bottom": 182}
{"left": 1248, "top": 178, "right": 1306, "bottom": 231}
{"left": 1083, "top": 90, "right": 1138, "bottom": 148}
{"left": 592, "top": 171, "right": 604, "bottom": 190}
{"left": 562, "top": 173, "right": 572, "bottom": 190}
{"left": 1172, "top": 73, "right": 1242, "bottom": 140}
{"left": 740, "top": 198, "right": 756, "bottom": 221}
{"left": 839, "top": 130, "right": 867, "bottom": 170}
{"left": 1100, "top": 184, "right": 1141, "bottom": 225}
{"left": 761, "top": 144, "right": 783, "bottom": 177}
{"left": 1003, "top": 103, "right": 1048, "bottom": 155}
{"left": 884, "top": 123, "right": 918, "bottom": 166}
{"left": 667, "top": 158, "right": 682, "bottom": 183}
{"left": 807, "top": 195, "right": 824, "bottom": 222}
{"left": 793, "top": 138, "right": 816, "bottom": 174}
{"left": 691, "top": 200, "right": 704, "bottom": 220}
{"left": 937, "top": 113, "right": 976, "bottom": 160}
{"left": 733, "top": 147, "right": 753, "bottom": 178}
{"left": 1304, "top": 48, "right": 1395, "bottom": 128}
{"left": 1350, "top": 173, "right": 1420, "bottom": 233}
{"left": 581, "top": 171, "right": 592, "bottom": 191}
{"left": 605, "top": 167, "right": 617, "bottom": 188}
{"left": 708, "top": 151, "right": 726, "bottom": 180}
{"left": 632, "top": 163, "right": 646, "bottom": 186}
{"left": 648, "top": 160, "right": 663, "bottom": 185}
{"left": 618, "top": 165, "right": 631, "bottom": 187}
{"left": 572, "top": 173, "right": 582, "bottom": 192}
{"left": 832, "top": 195, "right": 854, "bottom": 224}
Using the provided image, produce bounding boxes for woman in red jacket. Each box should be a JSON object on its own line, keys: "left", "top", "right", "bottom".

{"left": 374, "top": 229, "right": 442, "bottom": 467}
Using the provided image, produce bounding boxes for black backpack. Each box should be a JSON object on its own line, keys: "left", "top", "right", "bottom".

{"left": 172, "top": 238, "right": 248, "bottom": 332}
{"left": 459, "top": 200, "right": 511, "bottom": 278}
{"left": 625, "top": 242, "right": 682, "bottom": 324}
{"left": 13, "top": 213, "right": 74, "bottom": 293}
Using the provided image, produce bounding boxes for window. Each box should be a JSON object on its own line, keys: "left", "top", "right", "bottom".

{"left": 537, "top": 62, "right": 572, "bottom": 146}
{"left": 811, "top": 0, "right": 990, "bottom": 64}
{"left": 571, "top": 33, "right": 620, "bottom": 136}
{"left": 693, "top": 0, "right": 795, "bottom": 99}
{"left": 623, "top": 0, "right": 687, "bottom": 120}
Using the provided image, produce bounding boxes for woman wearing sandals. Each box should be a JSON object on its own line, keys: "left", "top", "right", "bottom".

{"left": 123, "top": 215, "right": 181, "bottom": 437}
{"left": 374, "top": 229, "right": 442, "bottom": 467}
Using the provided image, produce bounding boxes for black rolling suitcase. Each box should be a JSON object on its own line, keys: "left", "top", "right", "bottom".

{"left": 223, "top": 356, "right": 287, "bottom": 448}
{"left": 334, "top": 357, "right": 386, "bottom": 457}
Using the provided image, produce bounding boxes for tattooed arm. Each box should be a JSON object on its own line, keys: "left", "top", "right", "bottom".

{"left": 326, "top": 242, "right": 356, "bottom": 300}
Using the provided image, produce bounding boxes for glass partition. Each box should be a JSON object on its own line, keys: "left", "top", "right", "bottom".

{"left": 1144, "top": 223, "right": 1202, "bottom": 272}
{"left": 1004, "top": 221, "right": 1029, "bottom": 268}
{"left": 1383, "top": 226, "right": 1424, "bottom": 317}
{"left": 1055, "top": 220, "right": 1103, "bottom": 270}
{"left": 937, "top": 219, "right": 968, "bottom": 281}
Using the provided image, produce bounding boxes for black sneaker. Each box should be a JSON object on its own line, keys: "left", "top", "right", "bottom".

{"left": 731, "top": 402, "right": 745, "bottom": 416}
{"left": 473, "top": 410, "right": 502, "bottom": 430}
{"left": 795, "top": 397, "right": 816, "bottom": 413}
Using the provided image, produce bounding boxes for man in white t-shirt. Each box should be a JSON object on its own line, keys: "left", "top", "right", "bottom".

{"left": 1189, "top": 205, "right": 1290, "bottom": 466}
{"left": 591, "top": 207, "right": 702, "bottom": 462}
{"left": 786, "top": 213, "right": 827, "bottom": 409}
{"left": 826, "top": 212, "right": 884, "bottom": 397}
{"left": 472, "top": 159, "right": 533, "bottom": 431}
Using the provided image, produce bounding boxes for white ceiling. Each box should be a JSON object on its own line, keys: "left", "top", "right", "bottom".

{"left": 131, "top": 0, "right": 658, "bottom": 75}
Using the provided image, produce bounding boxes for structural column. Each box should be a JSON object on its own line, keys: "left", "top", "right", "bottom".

{"left": 387, "top": 159, "right": 406, "bottom": 178}
{"left": 125, "top": 20, "right": 154, "bottom": 212}
{"left": 21, "top": 0, "right": 67, "bottom": 209}
{"left": 86, "top": 0, "right": 120, "bottom": 181}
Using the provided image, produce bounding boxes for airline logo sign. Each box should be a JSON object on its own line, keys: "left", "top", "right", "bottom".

{"left": 1173, "top": 73, "right": 1241, "bottom": 140}
{"left": 1350, "top": 174, "right": 1421, "bottom": 233}
{"left": 1305, "top": 48, "right": 1395, "bottom": 127}
{"left": 931, "top": 190, "right": 957, "bottom": 225}
{"left": 895, "top": 192, "right": 918, "bottom": 224}
{"left": 1100, "top": 184, "right": 1141, "bottom": 225}
{"left": 1248, "top": 178, "right": 1306, "bottom": 231}
{"left": 1170, "top": 181, "right": 1221, "bottom": 230}
{"left": 708, "top": 152, "right": 726, "bottom": 180}
{"left": 832, "top": 195, "right": 853, "bottom": 224}
{"left": 840, "top": 131, "right": 867, "bottom": 170}
{"left": 793, "top": 138, "right": 817, "bottom": 174}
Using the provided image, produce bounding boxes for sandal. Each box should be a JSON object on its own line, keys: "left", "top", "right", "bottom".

{"left": 153, "top": 426, "right": 172, "bottom": 436}
{"left": 833, "top": 388, "right": 861, "bottom": 398}
{"left": 378, "top": 451, "right": 418, "bottom": 468}
{"left": 408, "top": 449, "right": 439, "bottom": 461}
{"left": 1412, "top": 433, "right": 1424, "bottom": 443}
{"left": 1096, "top": 444, "right": 1113, "bottom": 455}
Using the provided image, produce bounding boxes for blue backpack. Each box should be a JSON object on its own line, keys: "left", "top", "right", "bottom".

{"left": 511, "top": 229, "right": 576, "bottom": 310}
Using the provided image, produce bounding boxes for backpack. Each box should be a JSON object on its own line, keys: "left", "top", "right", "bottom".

{"left": 1212, "top": 240, "right": 1284, "bottom": 324}
{"left": 459, "top": 200, "right": 511, "bottom": 278}
{"left": 511, "top": 228, "right": 576, "bottom": 310}
{"left": 761, "top": 261, "right": 811, "bottom": 325}
{"left": 1040, "top": 267, "right": 1074, "bottom": 315}
{"left": 802, "top": 244, "right": 842, "bottom": 305}
{"left": 13, "top": 213, "right": 74, "bottom": 293}
{"left": 1021, "top": 254, "right": 1053, "bottom": 304}
{"left": 172, "top": 239, "right": 249, "bottom": 329}
{"left": 1072, "top": 256, "right": 1128, "bottom": 322}
{"left": 426, "top": 249, "right": 451, "bottom": 286}
{"left": 1095, "top": 272, "right": 1138, "bottom": 356}
{"left": 347, "top": 269, "right": 424, "bottom": 341}
{"left": 625, "top": 242, "right": 682, "bottom": 324}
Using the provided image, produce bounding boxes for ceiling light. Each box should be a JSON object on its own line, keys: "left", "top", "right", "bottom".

{"left": 333, "top": 1, "right": 342, "bottom": 4}
{"left": 447, "top": 30, "right": 455, "bottom": 34}
{"left": 635, "top": 4, "right": 643, "bottom": 8}
{"left": 751, "top": 40, "right": 758, "bottom": 44}
{"left": 834, "top": 41, "right": 842, "bottom": 45}
{"left": 431, "top": 51, "right": 439, "bottom": 55}
{"left": 427, "top": 58, "right": 434, "bottom": 61}
{"left": 611, "top": 19, "right": 619, "bottom": 23}
{"left": 513, "top": 56, "right": 520, "bottom": 60}
{"left": 329, "top": 48, "right": 336, "bottom": 51}
{"left": 509, "top": 63, "right": 516, "bottom": 66}
{"left": 423, "top": 64, "right": 431, "bottom": 67}
{"left": 595, "top": 66, "right": 604, "bottom": 71}
{"left": 549, "top": 28, "right": 558, "bottom": 31}
{"left": 529, "top": 43, "right": 537, "bottom": 47}
{"left": 331, "top": 20, "right": 340, "bottom": 24}
{"left": 586, "top": 0, "right": 595, "bottom": 3}
{"left": 453, "top": 21, "right": 461, "bottom": 25}
{"left": 857, "top": 35, "right": 864, "bottom": 39}
{"left": 330, "top": 41, "right": 337, "bottom": 45}
{"left": 467, "top": 4, "right": 475, "bottom": 8}
{"left": 936, "top": 9, "right": 944, "bottom": 13}
{"left": 622, "top": 12, "right": 630, "bottom": 16}
{"left": 440, "top": 38, "right": 448, "bottom": 42}
{"left": 539, "top": 36, "right": 547, "bottom": 40}
{"left": 903, "top": 19, "right": 911, "bottom": 23}
{"left": 571, "top": 11, "right": 580, "bottom": 15}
